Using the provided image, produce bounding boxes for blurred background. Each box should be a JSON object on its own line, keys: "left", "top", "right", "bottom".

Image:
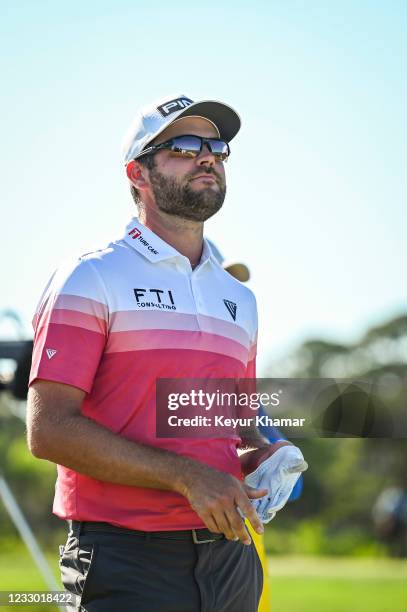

{"left": 1, "top": 1, "right": 406, "bottom": 610}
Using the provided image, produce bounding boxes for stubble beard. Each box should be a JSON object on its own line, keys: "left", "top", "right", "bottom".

{"left": 149, "top": 167, "right": 227, "bottom": 222}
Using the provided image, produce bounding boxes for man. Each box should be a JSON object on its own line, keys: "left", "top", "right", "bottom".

{"left": 27, "top": 93, "right": 297, "bottom": 611}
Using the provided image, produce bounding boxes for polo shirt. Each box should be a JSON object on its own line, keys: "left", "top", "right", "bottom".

{"left": 29, "top": 217, "right": 258, "bottom": 531}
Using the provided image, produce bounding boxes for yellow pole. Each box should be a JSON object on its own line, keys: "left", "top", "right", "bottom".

{"left": 247, "top": 523, "right": 271, "bottom": 611}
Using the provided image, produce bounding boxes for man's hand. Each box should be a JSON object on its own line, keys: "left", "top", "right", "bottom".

{"left": 178, "top": 464, "right": 267, "bottom": 546}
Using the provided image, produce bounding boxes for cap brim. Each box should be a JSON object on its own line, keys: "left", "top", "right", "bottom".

{"left": 170, "top": 100, "right": 241, "bottom": 143}
{"left": 177, "top": 100, "right": 241, "bottom": 142}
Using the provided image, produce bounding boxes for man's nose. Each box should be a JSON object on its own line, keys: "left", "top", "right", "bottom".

{"left": 196, "top": 144, "right": 216, "bottom": 167}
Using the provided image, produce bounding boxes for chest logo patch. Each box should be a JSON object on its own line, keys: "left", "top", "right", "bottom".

{"left": 133, "top": 288, "right": 176, "bottom": 310}
{"left": 223, "top": 299, "right": 237, "bottom": 321}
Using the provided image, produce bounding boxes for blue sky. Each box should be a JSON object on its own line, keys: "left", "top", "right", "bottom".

{"left": 1, "top": 0, "right": 406, "bottom": 372}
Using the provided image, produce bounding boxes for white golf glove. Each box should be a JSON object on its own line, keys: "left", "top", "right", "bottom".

{"left": 244, "top": 445, "right": 308, "bottom": 523}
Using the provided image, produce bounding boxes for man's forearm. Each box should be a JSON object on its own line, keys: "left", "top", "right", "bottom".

{"left": 29, "top": 411, "right": 202, "bottom": 495}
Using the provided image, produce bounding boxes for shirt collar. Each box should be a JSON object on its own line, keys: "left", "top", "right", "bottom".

{"left": 122, "top": 217, "right": 219, "bottom": 269}
{"left": 122, "top": 217, "right": 180, "bottom": 263}
{"left": 201, "top": 237, "right": 219, "bottom": 268}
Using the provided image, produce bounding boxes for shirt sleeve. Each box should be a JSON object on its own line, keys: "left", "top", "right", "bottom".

{"left": 29, "top": 257, "right": 109, "bottom": 394}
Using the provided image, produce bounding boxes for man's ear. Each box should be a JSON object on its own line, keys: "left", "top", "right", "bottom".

{"left": 126, "top": 160, "right": 148, "bottom": 189}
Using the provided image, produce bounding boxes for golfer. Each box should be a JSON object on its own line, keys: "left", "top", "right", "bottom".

{"left": 26, "top": 93, "right": 288, "bottom": 611}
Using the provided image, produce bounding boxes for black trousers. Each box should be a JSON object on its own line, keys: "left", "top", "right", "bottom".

{"left": 59, "top": 521, "right": 263, "bottom": 612}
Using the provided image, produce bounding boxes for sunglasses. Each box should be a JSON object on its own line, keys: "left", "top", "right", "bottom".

{"left": 137, "top": 135, "right": 230, "bottom": 162}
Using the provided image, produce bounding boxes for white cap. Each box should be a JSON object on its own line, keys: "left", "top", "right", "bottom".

{"left": 122, "top": 93, "right": 241, "bottom": 165}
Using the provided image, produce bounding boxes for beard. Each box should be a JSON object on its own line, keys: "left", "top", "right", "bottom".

{"left": 148, "top": 166, "right": 227, "bottom": 222}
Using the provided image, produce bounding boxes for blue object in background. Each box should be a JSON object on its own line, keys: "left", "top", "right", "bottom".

{"left": 257, "top": 405, "right": 303, "bottom": 501}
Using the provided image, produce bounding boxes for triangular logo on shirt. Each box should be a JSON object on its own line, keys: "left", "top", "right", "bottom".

{"left": 46, "top": 348, "right": 57, "bottom": 360}
{"left": 223, "top": 299, "right": 237, "bottom": 321}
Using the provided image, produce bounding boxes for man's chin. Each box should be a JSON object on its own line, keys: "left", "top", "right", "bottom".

{"left": 152, "top": 179, "right": 226, "bottom": 222}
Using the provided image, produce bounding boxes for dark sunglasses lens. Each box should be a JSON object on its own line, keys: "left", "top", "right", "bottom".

{"left": 171, "top": 136, "right": 202, "bottom": 155}
{"left": 208, "top": 140, "right": 229, "bottom": 158}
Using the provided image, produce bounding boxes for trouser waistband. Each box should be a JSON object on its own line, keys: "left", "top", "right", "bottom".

{"left": 68, "top": 520, "right": 224, "bottom": 544}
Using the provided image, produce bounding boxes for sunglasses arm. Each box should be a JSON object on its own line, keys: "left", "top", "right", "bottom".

{"left": 135, "top": 142, "right": 168, "bottom": 160}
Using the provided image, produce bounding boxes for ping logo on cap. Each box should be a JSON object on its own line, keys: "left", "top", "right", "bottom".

{"left": 157, "top": 97, "right": 193, "bottom": 118}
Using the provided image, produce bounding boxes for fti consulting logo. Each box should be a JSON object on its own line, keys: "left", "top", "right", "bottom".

{"left": 134, "top": 288, "right": 176, "bottom": 310}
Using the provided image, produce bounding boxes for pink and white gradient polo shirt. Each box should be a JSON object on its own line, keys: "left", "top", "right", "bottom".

{"left": 29, "top": 217, "right": 258, "bottom": 531}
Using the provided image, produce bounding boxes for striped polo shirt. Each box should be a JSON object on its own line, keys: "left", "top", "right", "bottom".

{"left": 29, "top": 217, "right": 258, "bottom": 531}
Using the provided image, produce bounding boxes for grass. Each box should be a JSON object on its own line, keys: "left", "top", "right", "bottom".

{"left": 1, "top": 546, "right": 407, "bottom": 611}
{"left": 269, "top": 556, "right": 407, "bottom": 612}
{"left": 0, "top": 546, "right": 61, "bottom": 612}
